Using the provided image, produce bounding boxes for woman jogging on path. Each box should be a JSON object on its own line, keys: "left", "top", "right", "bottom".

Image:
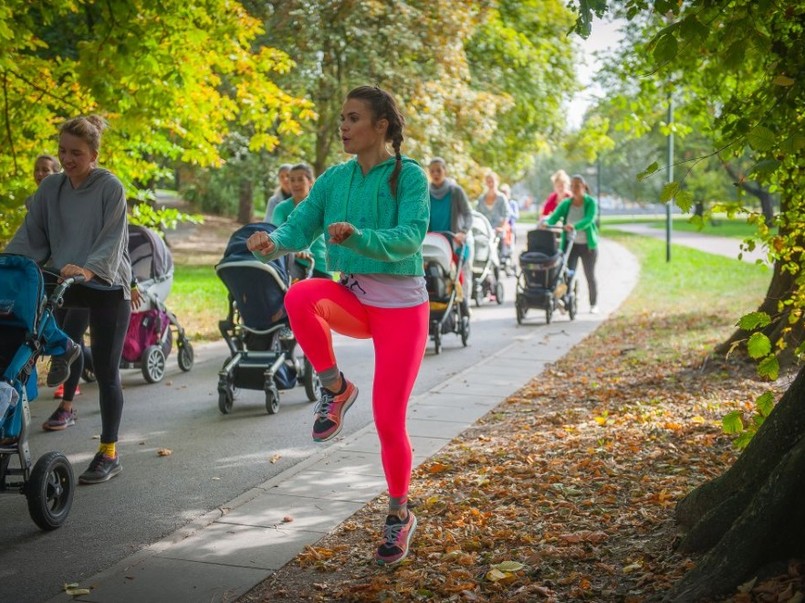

{"left": 247, "top": 85, "right": 429, "bottom": 565}
{"left": 6, "top": 115, "right": 132, "bottom": 484}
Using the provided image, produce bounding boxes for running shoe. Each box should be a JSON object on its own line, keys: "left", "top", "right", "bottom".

{"left": 42, "top": 407, "right": 77, "bottom": 431}
{"left": 375, "top": 512, "right": 418, "bottom": 565}
{"left": 79, "top": 452, "right": 122, "bottom": 484}
{"left": 46, "top": 340, "right": 81, "bottom": 388}
{"left": 312, "top": 377, "right": 358, "bottom": 442}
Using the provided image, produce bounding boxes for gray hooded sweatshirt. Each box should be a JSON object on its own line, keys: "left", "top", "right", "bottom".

{"left": 5, "top": 169, "right": 131, "bottom": 299}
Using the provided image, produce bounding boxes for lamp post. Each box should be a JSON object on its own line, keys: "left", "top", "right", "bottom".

{"left": 666, "top": 93, "right": 674, "bottom": 263}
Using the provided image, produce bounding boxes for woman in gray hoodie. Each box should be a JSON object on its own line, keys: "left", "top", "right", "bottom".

{"left": 6, "top": 115, "right": 132, "bottom": 485}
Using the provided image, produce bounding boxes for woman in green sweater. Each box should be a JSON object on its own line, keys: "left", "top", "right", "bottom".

{"left": 270, "top": 163, "right": 332, "bottom": 280}
{"left": 542, "top": 174, "right": 600, "bottom": 313}
{"left": 247, "top": 85, "right": 429, "bottom": 565}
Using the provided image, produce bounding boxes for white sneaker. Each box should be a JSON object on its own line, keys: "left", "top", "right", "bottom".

{"left": 590, "top": 305, "right": 600, "bottom": 314}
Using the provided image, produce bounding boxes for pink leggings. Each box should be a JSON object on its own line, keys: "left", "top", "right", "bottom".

{"left": 284, "top": 278, "right": 429, "bottom": 498}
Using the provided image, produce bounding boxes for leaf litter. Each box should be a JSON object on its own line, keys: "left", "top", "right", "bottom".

{"left": 238, "top": 310, "right": 801, "bottom": 603}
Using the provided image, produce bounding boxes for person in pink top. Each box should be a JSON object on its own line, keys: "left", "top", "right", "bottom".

{"left": 540, "top": 169, "right": 571, "bottom": 217}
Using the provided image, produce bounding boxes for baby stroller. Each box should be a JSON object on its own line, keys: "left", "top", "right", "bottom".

{"left": 0, "top": 254, "right": 76, "bottom": 530}
{"left": 82, "top": 224, "right": 194, "bottom": 384}
{"left": 515, "top": 227, "right": 577, "bottom": 325}
{"left": 470, "top": 211, "right": 504, "bottom": 306}
{"left": 423, "top": 232, "right": 470, "bottom": 354}
{"left": 215, "top": 223, "right": 318, "bottom": 415}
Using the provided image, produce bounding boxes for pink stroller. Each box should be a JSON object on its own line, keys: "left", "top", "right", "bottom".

{"left": 83, "top": 225, "right": 194, "bottom": 383}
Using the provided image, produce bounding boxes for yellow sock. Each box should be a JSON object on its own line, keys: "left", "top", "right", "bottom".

{"left": 99, "top": 442, "right": 116, "bottom": 458}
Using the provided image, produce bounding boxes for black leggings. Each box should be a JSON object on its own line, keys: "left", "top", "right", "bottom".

{"left": 567, "top": 243, "right": 598, "bottom": 306}
{"left": 56, "top": 286, "right": 130, "bottom": 444}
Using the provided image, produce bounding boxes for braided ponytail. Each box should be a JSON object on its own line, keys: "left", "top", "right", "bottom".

{"left": 347, "top": 85, "right": 406, "bottom": 198}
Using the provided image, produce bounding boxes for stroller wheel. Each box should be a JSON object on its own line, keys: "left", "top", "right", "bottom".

{"left": 546, "top": 297, "right": 554, "bottom": 324}
{"left": 142, "top": 345, "right": 166, "bottom": 383}
{"left": 433, "top": 331, "right": 442, "bottom": 355}
{"left": 177, "top": 340, "right": 194, "bottom": 372}
{"left": 26, "top": 451, "right": 75, "bottom": 531}
{"left": 303, "top": 357, "right": 319, "bottom": 403}
{"left": 265, "top": 387, "right": 280, "bottom": 415}
{"left": 495, "top": 281, "right": 505, "bottom": 305}
{"left": 218, "top": 388, "right": 234, "bottom": 414}
{"left": 568, "top": 279, "right": 579, "bottom": 320}
{"left": 460, "top": 315, "right": 470, "bottom": 347}
{"left": 515, "top": 298, "right": 525, "bottom": 325}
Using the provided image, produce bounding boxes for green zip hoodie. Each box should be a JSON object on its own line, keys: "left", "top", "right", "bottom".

{"left": 544, "top": 195, "right": 599, "bottom": 250}
{"left": 256, "top": 156, "right": 429, "bottom": 276}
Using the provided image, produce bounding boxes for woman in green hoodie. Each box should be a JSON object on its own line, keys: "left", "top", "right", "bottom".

{"left": 542, "top": 174, "right": 600, "bottom": 313}
{"left": 247, "top": 85, "right": 428, "bottom": 566}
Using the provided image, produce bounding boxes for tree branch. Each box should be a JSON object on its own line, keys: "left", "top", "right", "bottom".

{"left": 2, "top": 71, "right": 18, "bottom": 174}
{"left": 6, "top": 69, "right": 84, "bottom": 113}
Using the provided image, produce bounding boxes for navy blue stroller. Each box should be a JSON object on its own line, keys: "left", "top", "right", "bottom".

{"left": 0, "top": 254, "right": 77, "bottom": 530}
{"left": 515, "top": 227, "right": 577, "bottom": 324}
{"left": 215, "top": 223, "right": 319, "bottom": 415}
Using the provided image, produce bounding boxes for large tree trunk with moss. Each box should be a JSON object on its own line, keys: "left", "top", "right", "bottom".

{"left": 662, "top": 366, "right": 805, "bottom": 602}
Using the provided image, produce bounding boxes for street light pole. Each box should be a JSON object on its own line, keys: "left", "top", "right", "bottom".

{"left": 666, "top": 93, "right": 674, "bottom": 263}
{"left": 596, "top": 155, "right": 602, "bottom": 229}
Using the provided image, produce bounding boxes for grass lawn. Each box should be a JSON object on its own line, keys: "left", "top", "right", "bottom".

{"left": 170, "top": 264, "right": 229, "bottom": 341}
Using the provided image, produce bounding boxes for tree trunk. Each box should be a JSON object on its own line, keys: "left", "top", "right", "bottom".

{"left": 666, "top": 366, "right": 805, "bottom": 601}
{"left": 237, "top": 179, "right": 253, "bottom": 224}
{"left": 721, "top": 162, "right": 775, "bottom": 225}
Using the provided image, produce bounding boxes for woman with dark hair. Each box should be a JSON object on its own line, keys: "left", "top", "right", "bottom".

{"left": 270, "top": 162, "right": 332, "bottom": 280}
{"left": 6, "top": 115, "right": 132, "bottom": 483}
{"left": 541, "top": 174, "right": 600, "bottom": 313}
{"left": 264, "top": 163, "right": 293, "bottom": 222}
{"left": 427, "top": 157, "right": 473, "bottom": 312}
{"left": 247, "top": 85, "right": 429, "bottom": 565}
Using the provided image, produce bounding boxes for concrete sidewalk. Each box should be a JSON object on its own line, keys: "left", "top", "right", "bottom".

{"left": 48, "top": 238, "right": 639, "bottom": 603}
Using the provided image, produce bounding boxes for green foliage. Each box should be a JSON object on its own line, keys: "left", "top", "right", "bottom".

{"left": 259, "top": 0, "right": 577, "bottom": 191}
{"left": 721, "top": 391, "right": 777, "bottom": 450}
{"left": 128, "top": 203, "right": 204, "bottom": 236}
{"left": 0, "top": 0, "right": 312, "bottom": 223}
{"left": 571, "top": 0, "right": 805, "bottom": 450}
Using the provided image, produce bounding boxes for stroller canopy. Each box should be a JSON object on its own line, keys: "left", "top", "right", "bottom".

{"left": 526, "top": 229, "right": 560, "bottom": 256}
{"left": 129, "top": 225, "right": 174, "bottom": 284}
{"left": 0, "top": 254, "right": 44, "bottom": 332}
{"left": 422, "top": 233, "right": 455, "bottom": 275}
{"left": 216, "top": 223, "right": 290, "bottom": 331}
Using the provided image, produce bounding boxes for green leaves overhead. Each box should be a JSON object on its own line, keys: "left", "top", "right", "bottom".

{"left": 747, "top": 126, "right": 777, "bottom": 152}
{"left": 0, "top": 0, "right": 311, "bottom": 235}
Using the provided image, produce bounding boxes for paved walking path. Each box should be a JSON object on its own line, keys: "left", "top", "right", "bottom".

{"left": 49, "top": 220, "right": 764, "bottom": 602}
{"left": 611, "top": 222, "right": 771, "bottom": 265}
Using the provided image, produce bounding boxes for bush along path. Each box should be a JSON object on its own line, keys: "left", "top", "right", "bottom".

{"left": 238, "top": 246, "right": 798, "bottom": 602}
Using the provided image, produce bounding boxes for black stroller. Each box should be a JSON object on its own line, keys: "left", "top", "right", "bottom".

{"left": 515, "top": 227, "right": 578, "bottom": 324}
{"left": 422, "top": 232, "right": 470, "bottom": 354}
{"left": 0, "top": 254, "right": 77, "bottom": 530}
{"left": 82, "top": 224, "right": 194, "bottom": 384}
{"left": 215, "top": 223, "right": 318, "bottom": 415}
{"left": 470, "top": 211, "right": 504, "bottom": 306}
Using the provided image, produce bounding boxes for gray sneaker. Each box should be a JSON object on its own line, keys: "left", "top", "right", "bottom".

{"left": 79, "top": 452, "right": 122, "bottom": 484}
{"left": 42, "top": 407, "right": 77, "bottom": 431}
{"left": 46, "top": 340, "right": 81, "bottom": 388}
